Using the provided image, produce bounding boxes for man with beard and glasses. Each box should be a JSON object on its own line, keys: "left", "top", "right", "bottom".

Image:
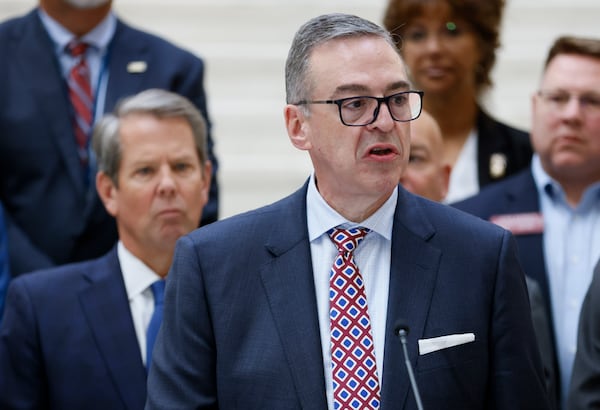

{"left": 0, "top": 0, "right": 219, "bottom": 279}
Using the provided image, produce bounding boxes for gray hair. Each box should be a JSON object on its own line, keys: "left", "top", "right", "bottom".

{"left": 285, "top": 13, "right": 398, "bottom": 105}
{"left": 92, "top": 89, "right": 208, "bottom": 185}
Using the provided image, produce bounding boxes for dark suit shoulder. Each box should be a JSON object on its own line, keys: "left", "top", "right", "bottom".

{"left": 187, "top": 186, "right": 306, "bottom": 243}
{"left": 431, "top": 198, "right": 506, "bottom": 238}
{"left": 400, "top": 190, "right": 510, "bottom": 247}
{"left": 115, "top": 18, "right": 204, "bottom": 64}
{"left": 451, "top": 169, "right": 536, "bottom": 218}
{"left": 12, "top": 249, "right": 119, "bottom": 292}
{"left": 0, "top": 9, "right": 37, "bottom": 43}
{"left": 0, "top": 9, "right": 32, "bottom": 31}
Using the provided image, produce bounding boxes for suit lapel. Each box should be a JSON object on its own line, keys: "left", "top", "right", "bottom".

{"left": 381, "top": 190, "right": 441, "bottom": 409}
{"left": 259, "top": 186, "right": 328, "bottom": 409}
{"left": 258, "top": 186, "right": 444, "bottom": 408}
{"left": 79, "top": 249, "right": 147, "bottom": 410}
{"left": 499, "top": 171, "right": 540, "bottom": 215}
{"left": 104, "top": 21, "right": 147, "bottom": 113}
{"left": 18, "top": 11, "right": 84, "bottom": 195}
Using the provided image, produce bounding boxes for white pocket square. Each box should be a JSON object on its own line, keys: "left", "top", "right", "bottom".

{"left": 418, "top": 333, "right": 475, "bottom": 355}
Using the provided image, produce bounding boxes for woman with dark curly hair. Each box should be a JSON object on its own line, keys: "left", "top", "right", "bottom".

{"left": 383, "top": 0, "right": 532, "bottom": 203}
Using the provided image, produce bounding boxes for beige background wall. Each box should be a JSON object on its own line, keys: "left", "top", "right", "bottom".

{"left": 1, "top": 0, "right": 599, "bottom": 218}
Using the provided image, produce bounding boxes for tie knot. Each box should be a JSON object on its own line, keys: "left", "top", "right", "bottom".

{"left": 150, "top": 280, "right": 166, "bottom": 306}
{"left": 327, "top": 227, "right": 370, "bottom": 254}
{"left": 67, "top": 40, "right": 88, "bottom": 58}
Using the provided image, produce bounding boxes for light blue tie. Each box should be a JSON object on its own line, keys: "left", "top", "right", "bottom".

{"left": 146, "top": 279, "right": 165, "bottom": 370}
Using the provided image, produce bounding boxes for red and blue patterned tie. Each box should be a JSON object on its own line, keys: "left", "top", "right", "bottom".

{"left": 67, "top": 41, "right": 93, "bottom": 167}
{"left": 328, "top": 227, "right": 381, "bottom": 409}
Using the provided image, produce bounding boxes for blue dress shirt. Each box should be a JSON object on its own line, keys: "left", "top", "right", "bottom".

{"left": 532, "top": 155, "right": 600, "bottom": 407}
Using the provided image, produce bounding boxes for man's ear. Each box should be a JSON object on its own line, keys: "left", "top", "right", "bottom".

{"left": 96, "top": 171, "right": 118, "bottom": 217}
{"left": 284, "top": 104, "right": 312, "bottom": 151}
{"left": 440, "top": 164, "right": 452, "bottom": 202}
{"left": 199, "top": 160, "right": 212, "bottom": 208}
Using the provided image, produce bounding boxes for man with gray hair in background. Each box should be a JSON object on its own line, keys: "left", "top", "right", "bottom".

{"left": 0, "top": 0, "right": 219, "bottom": 278}
{"left": 0, "top": 89, "right": 212, "bottom": 410}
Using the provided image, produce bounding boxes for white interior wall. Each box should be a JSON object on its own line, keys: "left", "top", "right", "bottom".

{"left": 1, "top": 0, "right": 598, "bottom": 218}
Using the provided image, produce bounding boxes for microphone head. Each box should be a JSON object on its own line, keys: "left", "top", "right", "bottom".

{"left": 394, "top": 320, "right": 410, "bottom": 337}
{"left": 393, "top": 321, "right": 424, "bottom": 410}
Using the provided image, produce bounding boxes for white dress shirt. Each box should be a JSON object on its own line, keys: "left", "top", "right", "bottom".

{"left": 306, "top": 174, "right": 396, "bottom": 409}
{"left": 118, "top": 241, "right": 163, "bottom": 366}
{"left": 444, "top": 129, "right": 479, "bottom": 204}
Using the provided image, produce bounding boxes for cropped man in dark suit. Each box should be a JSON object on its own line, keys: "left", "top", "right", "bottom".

{"left": 0, "top": 89, "right": 212, "bottom": 409}
{"left": 453, "top": 36, "right": 600, "bottom": 409}
{"left": 0, "top": 203, "right": 10, "bottom": 322}
{"left": 146, "top": 13, "right": 549, "bottom": 410}
{"left": 569, "top": 259, "right": 600, "bottom": 409}
{"left": 0, "top": 0, "right": 218, "bottom": 277}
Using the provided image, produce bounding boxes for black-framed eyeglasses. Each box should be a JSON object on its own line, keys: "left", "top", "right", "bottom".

{"left": 294, "top": 90, "right": 424, "bottom": 126}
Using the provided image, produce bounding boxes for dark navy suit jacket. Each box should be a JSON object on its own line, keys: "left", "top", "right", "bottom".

{"left": 146, "top": 183, "right": 550, "bottom": 409}
{"left": 0, "top": 248, "right": 147, "bottom": 410}
{"left": 453, "top": 170, "right": 548, "bottom": 324}
{"left": 569, "top": 260, "right": 600, "bottom": 409}
{"left": 453, "top": 168, "right": 559, "bottom": 407}
{"left": 0, "top": 9, "right": 219, "bottom": 276}
{"left": 0, "top": 204, "right": 10, "bottom": 321}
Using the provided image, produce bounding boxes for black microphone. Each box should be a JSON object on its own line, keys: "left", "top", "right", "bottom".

{"left": 394, "top": 321, "right": 425, "bottom": 410}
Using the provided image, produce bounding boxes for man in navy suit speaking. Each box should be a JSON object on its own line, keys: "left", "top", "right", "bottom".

{"left": 0, "top": 89, "right": 212, "bottom": 409}
{"left": 0, "top": 0, "right": 218, "bottom": 277}
{"left": 146, "top": 13, "right": 550, "bottom": 410}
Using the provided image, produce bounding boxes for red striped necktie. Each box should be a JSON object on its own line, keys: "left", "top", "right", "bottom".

{"left": 66, "top": 41, "right": 93, "bottom": 167}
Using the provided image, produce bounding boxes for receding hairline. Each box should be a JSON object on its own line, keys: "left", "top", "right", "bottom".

{"left": 303, "top": 35, "right": 410, "bottom": 97}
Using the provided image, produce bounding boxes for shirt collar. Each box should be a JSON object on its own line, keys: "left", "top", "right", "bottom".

{"left": 531, "top": 154, "right": 558, "bottom": 199}
{"left": 306, "top": 173, "right": 397, "bottom": 242}
{"left": 531, "top": 153, "right": 600, "bottom": 211}
{"left": 118, "top": 241, "right": 162, "bottom": 301}
{"left": 37, "top": 7, "right": 116, "bottom": 53}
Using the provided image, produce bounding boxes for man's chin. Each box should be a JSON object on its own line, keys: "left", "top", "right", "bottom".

{"left": 159, "top": 224, "right": 194, "bottom": 241}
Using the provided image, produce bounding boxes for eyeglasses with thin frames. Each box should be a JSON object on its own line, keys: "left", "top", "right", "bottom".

{"left": 537, "top": 90, "right": 600, "bottom": 116}
{"left": 294, "top": 90, "right": 424, "bottom": 126}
